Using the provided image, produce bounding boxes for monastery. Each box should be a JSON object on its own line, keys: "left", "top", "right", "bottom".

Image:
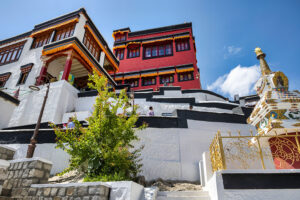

{"left": 0, "top": 8, "right": 299, "bottom": 200}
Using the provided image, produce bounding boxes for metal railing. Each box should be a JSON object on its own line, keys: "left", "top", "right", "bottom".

{"left": 209, "top": 130, "right": 300, "bottom": 172}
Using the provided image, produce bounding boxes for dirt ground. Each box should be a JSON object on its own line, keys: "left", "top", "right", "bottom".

{"left": 48, "top": 171, "right": 202, "bottom": 191}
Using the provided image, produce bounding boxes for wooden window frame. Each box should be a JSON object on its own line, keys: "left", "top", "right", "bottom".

{"left": 127, "top": 47, "right": 140, "bottom": 59}
{"left": 124, "top": 79, "right": 139, "bottom": 87}
{"left": 178, "top": 72, "right": 194, "bottom": 82}
{"left": 0, "top": 42, "right": 25, "bottom": 66}
{"left": 83, "top": 29, "right": 101, "bottom": 61}
{"left": 142, "top": 76, "right": 156, "bottom": 86}
{"left": 176, "top": 39, "right": 190, "bottom": 52}
{"left": 115, "top": 49, "right": 124, "bottom": 60}
{"left": 31, "top": 32, "right": 52, "bottom": 49}
{"left": 53, "top": 24, "right": 75, "bottom": 42}
{"left": 143, "top": 43, "right": 173, "bottom": 59}
{"left": 159, "top": 74, "right": 174, "bottom": 84}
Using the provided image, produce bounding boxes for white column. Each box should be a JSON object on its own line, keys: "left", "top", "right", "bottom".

{"left": 99, "top": 51, "right": 106, "bottom": 67}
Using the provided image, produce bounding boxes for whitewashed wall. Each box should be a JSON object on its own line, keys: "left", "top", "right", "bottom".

{"left": 6, "top": 120, "right": 255, "bottom": 181}
{"left": 205, "top": 170, "right": 300, "bottom": 200}
{"left": 0, "top": 98, "right": 17, "bottom": 129}
{"left": 8, "top": 80, "right": 78, "bottom": 127}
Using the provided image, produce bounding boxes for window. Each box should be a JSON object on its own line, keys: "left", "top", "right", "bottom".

{"left": 115, "top": 49, "right": 124, "bottom": 60}
{"left": 128, "top": 47, "right": 140, "bottom": 58}
{"left": 32, "top": 33, "right": 52, "bottom": 49}
{"left": 17, "top": 64, "right": 33, "bottom": 85}
{"left": 144, "top": 43, "right": 172, "bottom": 59}
{"left": 176, "top": 39, "right": 190, "bottom": 51}
{"left": 124, "top": 79, "right": 139, "bottom": 87}
{"left": 53, "top": 24, "right": 75, "bottom": 42}
{"left": 0, "top": 42, "right": 25, "bottom": 66}
{"left": 160, "top": 74, "right": 174, "bottom": 84}
{"left": 83, "top": 29, "right": 101, "bottom": 61}
{"left": 178, "top": 72, "right": 194, "bottom": 82}
{"left": 142, "top": 77, "right": 156, "bottom": 86}
{"left": 0, "top": 73, "right": 11, "bottom": 88}
{"left": 115, "top": 35, "right": 126, "bottom": 42}
{"left": 116, "top": 80, "right": 123, "bottom": 85}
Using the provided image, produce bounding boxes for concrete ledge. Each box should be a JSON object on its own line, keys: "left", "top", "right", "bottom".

{"left": 9, "top": 157, "right": 53, "bottom": 165}
{"left": 31, "top": 181, "right": 111, "bottom": 188}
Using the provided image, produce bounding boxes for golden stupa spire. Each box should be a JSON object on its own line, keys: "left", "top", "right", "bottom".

{"left": 255, "top": 47, "right": 271, "bottom": 76}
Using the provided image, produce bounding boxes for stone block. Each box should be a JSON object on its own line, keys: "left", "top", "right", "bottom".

{"left": 88, "top": 186, "right": 100, "bottom": 195}
{"left": 77, "top": 186, "right": 88, "bottom": 196}
{"left": 57, "top": 188, "right": 66, "bottom": 196}
{"left": 43, "top": 187, "right": 51, "bottom": 196}
{"left": 43, "top": 163, "right": 52, "bottom": 171}
{"left": 66, "top": 187, "right": 75, "bottom": 196}
{"left": 29, "top": 169, "right": 44, "bottom": 178}
{"left": 50, "top": 187, "right": 58, "bottom": 196}
{"left": 83, "top": 197, "right": 91, "bottom": 200}
{"left": 28, "top": 187, "right": 37, "bottom": 196}
{"left": 54, "top": 197, "right": 62, "bottom": 200}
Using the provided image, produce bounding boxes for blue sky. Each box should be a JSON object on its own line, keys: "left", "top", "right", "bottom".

{"left": 1, "top": 0, "right": 299, "bottom": 98}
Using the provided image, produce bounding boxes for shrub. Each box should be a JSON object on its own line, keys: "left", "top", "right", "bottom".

{"left": 52, "top": 72, "right": 145, "bottom": 181}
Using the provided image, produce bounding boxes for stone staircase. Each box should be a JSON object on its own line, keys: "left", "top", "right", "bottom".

{"left": 156, "top": 190, "right": 210, "bottom": 200}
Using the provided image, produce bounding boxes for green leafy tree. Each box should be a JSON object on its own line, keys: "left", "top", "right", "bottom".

{"left": 52, "top": 72, "right": 145, "bottom": 181}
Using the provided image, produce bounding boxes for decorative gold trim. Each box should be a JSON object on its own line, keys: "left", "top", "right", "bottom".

{"left": 272, "top": 71, "right": 289, "bottom": 89}
{"left": 31, "top": 18, "right": 79, "bottom": 37}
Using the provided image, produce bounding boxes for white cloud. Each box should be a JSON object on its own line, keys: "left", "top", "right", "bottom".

{"left": 224, "top": 46, "right": 242, "bottom": 59}
{"left": 207, "top": 65, "right": 260, "bottom": 98}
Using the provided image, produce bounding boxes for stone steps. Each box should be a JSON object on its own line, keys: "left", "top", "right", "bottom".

{"left": 156, "top": 191, "right": 210, "bottom": 200}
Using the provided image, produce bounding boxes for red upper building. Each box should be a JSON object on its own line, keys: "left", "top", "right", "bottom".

{"left": 112, "top": 23, "right": 202, "bottom": 91}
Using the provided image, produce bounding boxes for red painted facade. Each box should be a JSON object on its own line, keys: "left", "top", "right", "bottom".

{"left": 112, "top": 23, "right": 202, "bottom": 91}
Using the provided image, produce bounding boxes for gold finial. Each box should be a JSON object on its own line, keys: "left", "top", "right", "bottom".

{"left": 254, "top": 47, "right": 271, "bottom": 75}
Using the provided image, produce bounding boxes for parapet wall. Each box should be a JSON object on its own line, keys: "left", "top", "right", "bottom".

{"left": 29, "top": 182, "right": 110, "bottom": 199}
{"left": 0, "top": 145, "right": 15, "bottom": 160}
{"left": 1, "top": 158, "right": 52, "bottom": 197}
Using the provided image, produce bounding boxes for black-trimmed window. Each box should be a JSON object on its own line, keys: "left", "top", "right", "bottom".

{"left": 83, "top": 29, "right": 101, "bottom": 61}
{"left": 0, "top": 42, "right": 25, "bottom": 66}
{"left": 124, "top": 79, "right": 139, "bottom": 87}
{"left": 115, "top": 49, "right": 124, "bottom": 60}
{"left": 128, "top": 47, "right": 140, "bottom": 58}
{"left": 144, "top": 43, "right": 172, "bottom": 59}
{"left": 53, "top": 24, "right": 75, "bottom": 42}
{"left": 32, "top": 33, "right": 52, "bottom": 49}
{"left": 115, "top": 35, "right": 126, "bottom": 42}
{"left": 142, "top": 77, "right": 156, "bottom": 86}
{"left": 17, "top": 65, "right": 33, "bottom": 85}
{"left": 178, "top": 72, "right": 194, "bottom": 82}
{"left": 0, "top": 73, "right": 11, "bottom": 88}
{"left": 160, "top": 74, "right": 174, "bottom": 84}
{"left": 116, "top": 80, "right": 123, "bottom": 85}
{"left": 176, "top": 39, "right": 190, "bottom": 52}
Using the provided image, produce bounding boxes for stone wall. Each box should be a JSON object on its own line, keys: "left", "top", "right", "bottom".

{"left": 1, "top": 158, "right": 52, "bottom": 197}
{"left": 0, "top": 145, "right": 15, "bottom": 160}
{"left": 28, "top": 182, "right": 110, "bottom": 200}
